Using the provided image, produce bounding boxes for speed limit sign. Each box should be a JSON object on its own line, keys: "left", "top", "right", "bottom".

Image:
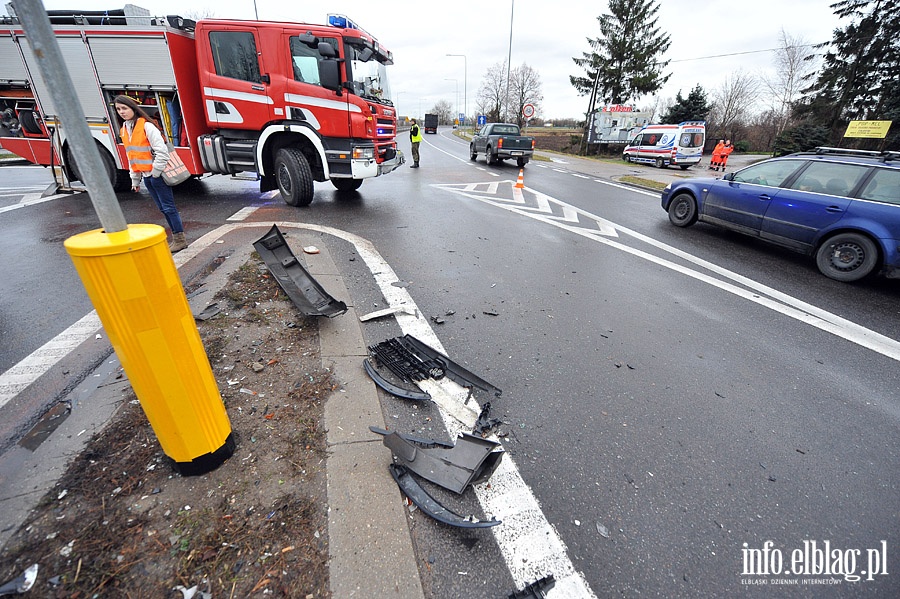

{"left": 522, "top": 103, "right": 535, "bottom": 119}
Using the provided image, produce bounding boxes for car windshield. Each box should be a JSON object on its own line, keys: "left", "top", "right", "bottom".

{"left": 731, "top": 160, "right": 804, "bottom": 187}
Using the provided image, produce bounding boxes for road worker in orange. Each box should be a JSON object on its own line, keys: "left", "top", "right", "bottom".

{"left": 709, "top": 139, "right": 725, "bottom": 170}
{"left": 718, "top": 140, "right": 734, "bottom": 171}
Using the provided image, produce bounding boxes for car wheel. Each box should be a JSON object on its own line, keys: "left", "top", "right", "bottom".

{"left": 622, "top": 154, "right": 629, "bottom": 162}
{"left": 815, "top": 232, "right": 879, "bottom": 282}
{"left": 332, "top": 178, "right": 362, "bottom": 192}
{"left": 486, "top": 146, "right": 495, "bottom": 165}
{"left": 667, "top": 192, "right": 698, "bottom": 227}
{"left": 655, "top": 157, "right": 666, "bottom": 169}
{"left": 275, "top": 147, "right": 314, "bottom": 206}
{"left": 470, "top": 144, "right": 477, "bottom": 161}
{"left": 517, "top": 157, "right": 527, "bottom": 168}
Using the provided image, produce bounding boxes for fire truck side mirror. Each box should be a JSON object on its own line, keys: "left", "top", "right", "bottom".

{"left": 319, "top": 59, "right": 342, "bottom": 93}
{"left": 317, "top": 42, "right": 337, "bottom": 58}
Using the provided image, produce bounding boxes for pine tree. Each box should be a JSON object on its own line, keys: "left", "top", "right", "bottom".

{"left": 795, "top": 0, "right": 899, "bottom": 147}
{"left": 570, "top": 0, "right": 671, "bottom": 111}
{"left": 661, "top": 85, "right": 710, "bottom": 123}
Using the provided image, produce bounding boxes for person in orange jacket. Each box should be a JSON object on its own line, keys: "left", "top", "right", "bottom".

{"left": 718, "top": 140, "right": 734, "bottom": 171}
{"left": 709, "top": 139, "right": 725, "bottom": 170}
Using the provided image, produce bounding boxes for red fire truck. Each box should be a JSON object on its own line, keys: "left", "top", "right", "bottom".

{"left": 0, "top": 6, "right": 403, "bottom": 206}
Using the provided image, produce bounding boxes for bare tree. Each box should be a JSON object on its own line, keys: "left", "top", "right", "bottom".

{"left": 476, "top": 61, "right": 507, "bottom": 122}
{"left": 508, "top": 63, "right": 543, "bottom": 127}
{"left": 763, "top": 29, "right": 816, "bottom": 136}
{"left": 429, "top": 99, "right": 453, "bottom": 125}
{"left": 711, "top": 70, "right": 760, "bottom": 139}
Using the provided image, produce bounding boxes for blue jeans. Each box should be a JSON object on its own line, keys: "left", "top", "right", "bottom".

{"left": 144, "top": 175, "right": 183, "bottom": 234}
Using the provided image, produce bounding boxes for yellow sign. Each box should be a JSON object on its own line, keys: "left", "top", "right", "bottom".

{"left": 844, "top": 120, "right": 892, "bottom": 139}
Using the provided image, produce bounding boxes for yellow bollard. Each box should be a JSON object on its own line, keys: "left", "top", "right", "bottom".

{"left": 65, "top": 224, "right": 234, "bottom": 475}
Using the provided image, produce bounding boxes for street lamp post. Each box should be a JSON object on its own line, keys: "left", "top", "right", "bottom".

{"left": 446, "top": 54, "right": 467, "bottom": 127}
{"left": 444, "top": 78, "right": 458, "bottom": 126}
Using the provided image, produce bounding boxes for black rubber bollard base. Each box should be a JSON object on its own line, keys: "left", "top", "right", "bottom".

{"left": 169, "top": 432, "right": 236, "bottom": 476}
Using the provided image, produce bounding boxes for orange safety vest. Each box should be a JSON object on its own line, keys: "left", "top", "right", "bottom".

{"left": 711, "top": 142, "right": 725, "bottom": 159}
{"left": 121, "top": 118, "right": 154, "bottom": 172}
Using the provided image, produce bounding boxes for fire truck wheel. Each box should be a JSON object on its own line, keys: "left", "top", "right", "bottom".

{"left": 332, "top": 178, "right": 363, "bottom": 192}
{"left": 68, "top": 143, "right": 132, "bottom": 192}
{"left": 275, "top": 148, "right": 314, "bottom": 206}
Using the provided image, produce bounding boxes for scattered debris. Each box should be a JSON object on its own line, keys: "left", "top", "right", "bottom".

{"left": 0, "top": 564, "right": 38, "bottom": 595}
{"left": 302, "top": 245, "right": 320, "bottom": 254}
{"left": 596, "top": 522, "right": 610, "bottom": 538}
{"left": 473, "top": 402, "right": 503, "bottom": 437}
{"left": 358, "top": 305, "right": 417, "bottom": 322}
{"left": 253, "top": 224, "right": 347, "bottom": 318}
{"left": 389, "top": 465, "right": 500, "bottom": 528}
{"left": 508, "top": 574, "right": 555, "bottom": 598}
{"left": 431, "top": 315, "right": 445, "bottom": 325}
{"left": 483, "top": 310, "right": 499, "bottom": 316}
{"left": 371, "top": 427, "right": 504, "bottom": 494}
{"left": 362, "top": 359, "right": 432, "bottom": 401}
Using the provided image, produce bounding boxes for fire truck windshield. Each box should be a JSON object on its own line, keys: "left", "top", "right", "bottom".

{"left": 347, "top": 50, "right": 392, "bottom": 104}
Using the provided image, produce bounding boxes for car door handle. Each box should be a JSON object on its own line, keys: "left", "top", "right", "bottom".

{"left": 825, "top": 206, "right": 844, "bottom": 213}
{"left": 758, "top": 194, "right": 772, "bottom": 201}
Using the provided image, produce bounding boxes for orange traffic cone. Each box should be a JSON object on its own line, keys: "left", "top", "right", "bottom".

{"left": 515, "top": 169, "right": 525, "bottom": 189}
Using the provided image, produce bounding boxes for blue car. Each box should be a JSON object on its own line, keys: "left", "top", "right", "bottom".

{"left": 661, "top": 147, "right": 900, "bottom": 282}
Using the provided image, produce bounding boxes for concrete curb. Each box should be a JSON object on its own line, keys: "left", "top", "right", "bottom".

{"left": 301, "top": 231, "right": 425, "bottom": 599}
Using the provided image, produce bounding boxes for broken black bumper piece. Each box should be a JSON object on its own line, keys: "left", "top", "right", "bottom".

{"left": 363, "top": 358, "right": 432, "bottom": 401}
{"left": 368, "top": 334, "right": 501, "bottom": 396}
{"left": 389, "top": 464, "right": 500, "bottom": 529}
{"left": 371, "top": 426, "right": 504, "bottom": 494}
{"left": 509, "top": 575, "right": 556, "bottom": 599}
{"left": 253, "top": 224, "right": 347, "bottom": 318}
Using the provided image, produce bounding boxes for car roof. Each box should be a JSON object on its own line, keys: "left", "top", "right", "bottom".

{"left": 786, "top": 147, "right": 900, "bottom": 168}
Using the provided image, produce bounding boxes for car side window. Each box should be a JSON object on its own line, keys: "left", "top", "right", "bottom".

{"left": 786, "top": 162, "right": 868, "bottom": 196}
{"left": 732, "top": 160, "right": 803, "bottom": 188}
{"left": 859, "top": 169, "right": 900, "bottom": 205}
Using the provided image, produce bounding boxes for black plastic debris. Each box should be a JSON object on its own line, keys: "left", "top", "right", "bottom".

{"left": 508, "top": 575, "right": 556, "bottom": 599}
{"left": 0, "top": 564, "right": 38, "bottom": 595}
{"left": 252, "top": 224, "right": 347, "bottom": 318}
{"left": 473, "top": 401, "right": 503, "bottom": 437}
{"left": 368, "top": 335, "right": 501, "bottom": 396}
{"left": 389, "top": 464, "right": 500, "bottom": 528}
{"left": 193, "top": 302, "right": 221, "bottom": 321}
{"left": 371, "top": 426, "right": 503, "bottom": 494}
{"left": 363, "top": 358, "right": 432, "bottom": 401}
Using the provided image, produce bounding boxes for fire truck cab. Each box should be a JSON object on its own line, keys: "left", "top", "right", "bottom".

{"left": 0, "top": 7, "right": 402, "bottom": 206}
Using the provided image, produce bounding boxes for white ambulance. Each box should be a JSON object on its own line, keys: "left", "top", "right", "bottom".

{"left": 622, "top": 121, "right": 705, "bottom": 169}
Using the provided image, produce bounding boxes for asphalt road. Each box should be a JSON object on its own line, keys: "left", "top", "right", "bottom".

{"left": 1, "top": 134, "right": 899, "bottom": 597}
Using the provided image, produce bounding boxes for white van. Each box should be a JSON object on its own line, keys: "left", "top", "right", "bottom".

{"left": 622, "top": 121, "right": 706, "bottom": 169}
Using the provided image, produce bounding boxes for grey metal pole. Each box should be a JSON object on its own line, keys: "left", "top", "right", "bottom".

{"left": 12, "top": 0, "right": 128, "bottom": 233}
{"left": 505, "top": 0, "right": 514, "bottom": 122}
{"left": 447, "top": 54, "right": 467, "bottom": 128}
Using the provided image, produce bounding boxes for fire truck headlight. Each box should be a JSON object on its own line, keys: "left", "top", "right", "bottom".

{"left": 352, "top": 147, "right": 375, "bottom": 160}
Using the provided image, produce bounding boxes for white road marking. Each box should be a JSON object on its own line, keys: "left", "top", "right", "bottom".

{"left": 0, "top": 191, "right": 77, "bottom": 213}
{"left": 434, "top": 180, "right": 900, "bottom": 362}
{"left": 0, "top": 312, "right": 101, "bottom": 408}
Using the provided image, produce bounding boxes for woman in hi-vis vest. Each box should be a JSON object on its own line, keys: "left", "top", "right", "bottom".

{"left": 113, "top": 95, "right": 187, "bottom": 252}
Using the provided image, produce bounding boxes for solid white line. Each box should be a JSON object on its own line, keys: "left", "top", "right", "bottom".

{"left": 441, "top": 183, "right": 900, "bottom": 362}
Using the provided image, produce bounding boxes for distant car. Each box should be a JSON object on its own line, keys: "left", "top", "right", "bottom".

{"left": 660, "top": 147, "right": 900, "bottom": 282}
